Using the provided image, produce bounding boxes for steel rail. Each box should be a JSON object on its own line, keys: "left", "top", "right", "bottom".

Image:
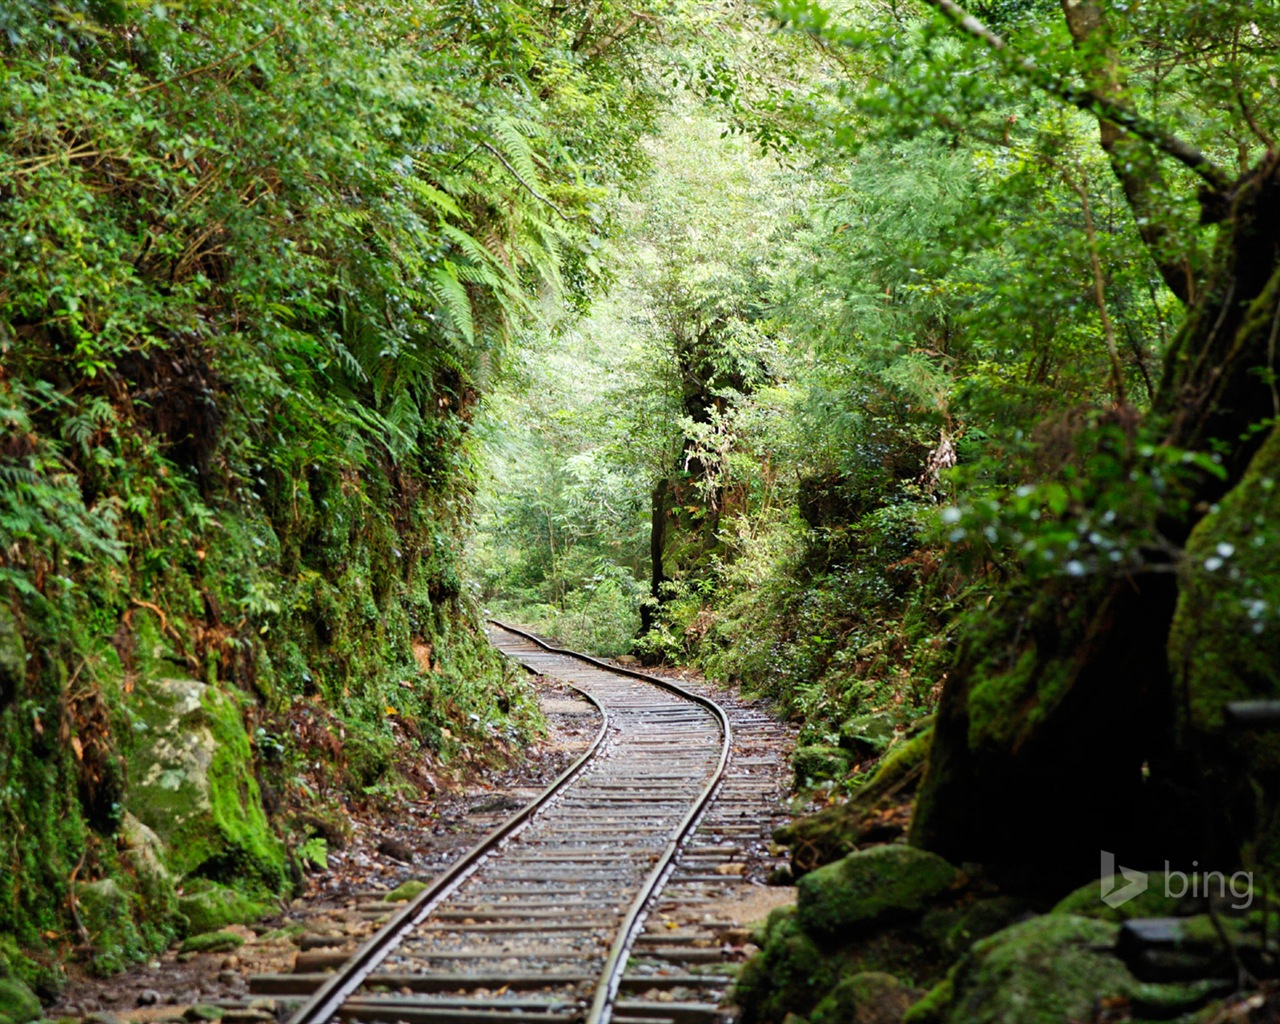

{"left": 487, "top": 620, "right": 734, "bottom": 1024}
{"left": 286, "top": 672, "right": 610, "bottom": 1024}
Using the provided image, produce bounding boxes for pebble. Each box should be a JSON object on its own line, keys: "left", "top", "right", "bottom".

{"left": 137, "top": 989, "right": 163, "bottom": 1007}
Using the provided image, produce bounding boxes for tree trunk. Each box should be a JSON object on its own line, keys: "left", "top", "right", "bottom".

{"left": 640, "top": 477, "right": 669, "bottom": 638}
{"left": 911, "top": 150, "right": 1280, "bottom": 889}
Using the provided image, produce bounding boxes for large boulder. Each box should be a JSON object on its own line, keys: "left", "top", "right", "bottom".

{"left": 905, "top": 915, "right": 1219, "bottom": 1024}
{"left": 126, "top": 676, "right": 285, "bottom": 889}
{"left": 797, "top": 845, "right": 959, "bottom": 939}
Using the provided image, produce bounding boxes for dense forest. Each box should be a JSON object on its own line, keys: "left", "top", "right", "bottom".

{"left": 2, "top": 0, "right": 1280, "bottom": 1020}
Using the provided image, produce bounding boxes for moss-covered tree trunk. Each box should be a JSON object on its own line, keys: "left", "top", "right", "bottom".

{"left": 911, "top": 150, "right": 1280, "bottom": 888}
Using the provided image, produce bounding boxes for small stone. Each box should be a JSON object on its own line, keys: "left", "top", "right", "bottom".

{"left": 217, "top": 971, "right": 239, "bottom": 986}
{"left": 220, "top": 956, "right": 240, "bottom": 970}
{"left": 182, "top": 1005, "right": 225, "bottom": 1022}
{"left": 382, "top": 880, "right": 428, "bottom": 903}
{"left": 376, "top": 838, "right": 414, "bottom": 863}
{"left": 136, "top": 991, "right": 162, "bottom": 1008}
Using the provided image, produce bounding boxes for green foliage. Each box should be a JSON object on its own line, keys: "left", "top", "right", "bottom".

{"left": 0, "top": 0, "right": 671, "bottom": 980}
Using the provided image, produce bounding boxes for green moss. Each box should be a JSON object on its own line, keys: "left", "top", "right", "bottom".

{"left": 861, "top": 729, "right": 930, "bottom": 803}
{"left": 838, "top": 714, "right": 897, "bottom": 756}
{"left": 179, "top": 931, "right": 245, "bottom": 955}
{"left": 1170, "top": 422, "right": 1280, "bottom": 737}
{"left": 0, "top": 979, "right": 40, "bottom": 1024}
{"left": 796, "top": 845, "right": 958, "bottom": 939}
{"left": 125, "top": 675, "right": 285, "bottom": 890}
{"left": 809, "top": 971, "right": 917, "bottom": 1024}
{"left": 1167, "top": 422, "right": 1280, "bottom": 879}
{"left": 734, "top": 912, "right": 841, "bottom": 1024}
{"left": 792, "top": 745, "right": 851, "bottom": 788}
{"left": 177, "top": 883, "right": 267, "bottom": 936}
{"left": 76, "top": 880, "right": 145, "bottom": 977}
{"left": 776, "top": 729, "right": 933, "bottom": 876}
{"left": 383, "top": 880, "right": 429, "bottom": 902}
{"left": 921, "top": 896, "right": 1029, "bottom": 957}
{"left": 901, "top": 973, "right": 954, "bottom": 1024}
{"left": 1050, "top": 873, "right": 1182, "bottom": 922}
{"left": 257, "top": 924, "right": 305, "bottom": 944}
{"left": 914, "top": 914, "right": 1218, "bottom": 1024}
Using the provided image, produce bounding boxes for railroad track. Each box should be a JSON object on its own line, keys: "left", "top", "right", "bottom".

{"left": 279, "top": 621, "right": 746, "bottom": 1024}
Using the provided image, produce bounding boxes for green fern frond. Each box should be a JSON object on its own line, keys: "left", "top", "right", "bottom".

{"left": 428, "top": 265, "right": 476, "bottom": 345}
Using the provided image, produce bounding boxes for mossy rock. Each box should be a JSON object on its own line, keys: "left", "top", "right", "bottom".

{"left": 177, "top": 883, "right": 267, "bottom": 935}
{"left": 76, "top": 880, "right": 145, "bottom": 977}
{"left": 921, "top": 896, "right": 1030, "bottom": 958}
{"left": 861, "top": 730, "right": 930, "bottom": 803}
{"left": 905, "top": 914, "right": 1219, "bottom": 1024}
{"left": 125, "top": 675, "right": 286, "bottom": 890}
{"left": 0, "top": 978, "right": 40, "bottom": 1024}
{"left": 1051, "top": 872, "right": 1184, "bottom": 922}
{"left": 810, "top": 971, "right": 919, "bottom": 1024}
{"left": 0, "top": 938, "right": 48, "bottom": 997}
{"left": 777, "top": 730, "right": 932, "bottom": 877}
{"left": 383, "top": 880, "right": 428, "bottom": 902}
{"left": 774, "top": 803, "right": 862, "bottom": 877}
{"left": 838, "top": 715, "right": 897, "bottom": 758}
{"left": 735, "top": 908, "right": 842, "bottom": 1024}
{"left": 796, "top": 845, "right": 959, "bottom": 939}
{"left": 179, "top": 931, "right": 245, "bottom": 955}
{"left": 792, "top": 745, "right": 851, "bottom": 788}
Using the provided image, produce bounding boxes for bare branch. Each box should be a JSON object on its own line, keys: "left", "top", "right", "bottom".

{"left": 479, "top": 142, "right": 575, "bottom": 223}
{"left": 920, "top": 0, "right": 1232, "bottom": 193}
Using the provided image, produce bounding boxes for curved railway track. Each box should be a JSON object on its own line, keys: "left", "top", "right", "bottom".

{"left": 285, "top": 622, "right": 738, "bottom": 1024}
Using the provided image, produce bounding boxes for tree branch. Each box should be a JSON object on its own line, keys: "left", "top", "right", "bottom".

{"left": 479, "top": 142, "right": 575, "bottom": 223}
{"left": 919, "top": 0, "right": 1231, "bottom": 193}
